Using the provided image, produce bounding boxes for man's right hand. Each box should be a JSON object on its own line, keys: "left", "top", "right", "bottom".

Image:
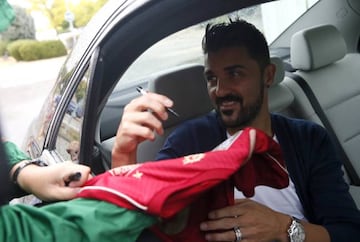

{"left": 111, "top": 92, "right": 174, "bottom": 167}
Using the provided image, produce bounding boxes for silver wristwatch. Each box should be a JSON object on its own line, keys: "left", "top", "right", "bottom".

{"left": 287, "top": 217, "right": 305, "bottom": 242}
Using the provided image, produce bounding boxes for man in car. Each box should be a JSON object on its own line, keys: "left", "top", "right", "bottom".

{"left": 112, "top": 19, "right": 360, "bottom": 241}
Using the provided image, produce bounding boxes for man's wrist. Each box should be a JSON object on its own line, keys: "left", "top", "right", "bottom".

{"left": 280, "top": 214, "right": 293, "bottom": 242}
{"left": 111, "top": 149, "right": 136, "bottom": 168}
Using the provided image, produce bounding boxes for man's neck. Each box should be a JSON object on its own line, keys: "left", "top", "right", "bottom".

{"left": 227, "top": 115, "right": 272, "bottom": 137}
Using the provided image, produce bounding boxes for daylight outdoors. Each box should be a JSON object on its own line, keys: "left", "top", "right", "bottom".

{"left": 0, "top": 0, "right": 107, "bottom": 146}
{"left": 0, "top": 0, "right": 317, "bottom": 148}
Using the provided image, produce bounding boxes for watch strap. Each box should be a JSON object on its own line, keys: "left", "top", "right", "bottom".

{"left": 12, "top": 159, "right": 47, "bottom": 184}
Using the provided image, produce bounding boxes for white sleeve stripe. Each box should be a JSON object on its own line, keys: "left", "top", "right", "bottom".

{"left": 79, "top": 186, "right": 148, "bottom": 211}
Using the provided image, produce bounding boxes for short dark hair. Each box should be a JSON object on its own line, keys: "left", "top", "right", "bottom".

{"left": 202, "top": 19, "right": 270, "bottom": 70}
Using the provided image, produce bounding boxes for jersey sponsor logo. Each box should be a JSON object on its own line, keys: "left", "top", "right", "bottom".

{"left": 182, "top": 153, "right": 205, "bottom": 165}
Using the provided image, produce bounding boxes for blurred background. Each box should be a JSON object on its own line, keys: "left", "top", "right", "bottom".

{"left": 0, "top": 0, "right": 107, "bottom": 146}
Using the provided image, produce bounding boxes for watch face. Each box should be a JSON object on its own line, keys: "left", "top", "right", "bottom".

{"left": 289, "top": 219, "right": 305, "bottom": 242}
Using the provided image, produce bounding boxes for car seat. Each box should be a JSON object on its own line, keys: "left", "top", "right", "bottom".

{"left": 283, "top": 24, "right": 360, "bottom": 207}
{"left": 136, "top": 64, "right": 213, "bottom": 163}
{"left": 268, "top": 56, "right": 294, "bottom": 115}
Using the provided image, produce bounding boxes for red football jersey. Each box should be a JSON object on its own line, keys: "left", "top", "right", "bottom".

{"left": 77, "top": 128, "right": 288, "bottom": 241}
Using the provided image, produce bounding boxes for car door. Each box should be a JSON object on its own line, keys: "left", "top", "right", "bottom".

{"left": 24, "top": 47, "right": 101, "bottom": 168}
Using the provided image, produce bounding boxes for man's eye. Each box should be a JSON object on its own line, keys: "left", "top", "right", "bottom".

{"left": 230, "top": 70, "right": 242, "bottom": 77}
{"left": 206, "top": 75, "right": 217, "bottom": 84}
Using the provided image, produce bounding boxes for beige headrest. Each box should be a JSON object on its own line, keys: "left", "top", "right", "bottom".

{"left": 291, "top": 24, "right": 347, "bottom": 71}
{"left": 270, "top": 56, "right": 285, "bottom": 86}
{"left": 148, "top": 64, "right": 213, "bottom": 128}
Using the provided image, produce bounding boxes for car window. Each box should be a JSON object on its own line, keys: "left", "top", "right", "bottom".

{"left": 102, "top": 0, "right": 320, "bottom": 143}
{"left": 117, "top": 0, "right": 319, "bottom": 88}
{"left": 55, "top": 70, "right": 89, "bottom": 163}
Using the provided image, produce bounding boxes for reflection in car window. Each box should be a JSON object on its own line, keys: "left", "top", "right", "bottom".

{"left": 55, "top": 70, "right": 89, "bottom": 163}
{"left": 32, "top": 68, "right": 76, "bottom": 154}
{"left": 33, "top": 94, "right": 57, "bottom": 154}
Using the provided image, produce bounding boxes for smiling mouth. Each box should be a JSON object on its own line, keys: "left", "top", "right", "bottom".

{"left": 216, "top": 94, "right": 242, "bottom": 106}
{"left": 218, "top": 99, "right": 241, "bottom": 110}
{"left": 218, "top": 101, "right": 240, "bottom": 116}
{"left": 219, "top": 100, "right": 238, "bottom": 108}
{"left": 221, "top": 109, "right": 234, "bottom": 116}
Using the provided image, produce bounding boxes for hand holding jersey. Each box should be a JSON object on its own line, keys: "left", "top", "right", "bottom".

{"left": 78, "top": 128, "right": 288, "bottom": 241}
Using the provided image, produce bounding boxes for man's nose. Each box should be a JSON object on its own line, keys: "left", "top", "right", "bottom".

{"left": 215, "top": 80, "right": 230, "bottom": 96}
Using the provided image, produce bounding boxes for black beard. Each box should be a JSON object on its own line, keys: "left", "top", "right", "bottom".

{"left": 216, "top": 84, "right": 264, "bottom": 129}
{"left": 215, "top": 94, "right": 242, "bottom": 106}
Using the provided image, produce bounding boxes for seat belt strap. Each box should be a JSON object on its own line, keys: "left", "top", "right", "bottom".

{"left": 286, "top": 72, "right": 360, "bottom": 186}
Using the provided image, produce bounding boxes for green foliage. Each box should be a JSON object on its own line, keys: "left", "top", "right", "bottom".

{"left": 51, "top": 0, "right": 67, "bottom": 32}
{"left": 39, "top": 40, "right": 67, "bottom": 59}
{"left": 0, "top": 5, "right": 35, "bottom": 41}
{"left": 6, "top": 39, "right": 36, "bottom": 61}
{"left": 72, "top": 0, "right": 108, "bottom": 28}
{"left": 75, "top": 80, "right": 87, "bottom": 102}
{"left": 29, "top": 0, "right": 66, "bottom": 32}
{"left": 19, "top": 41, "right": 42, "bottom": 61}
{"left": 0, "top": 40, "right": 9, "bottom": 56}
{"left": 6, "top": 39, "right": 67, "bottom": 61}
{"left": 29, "top": 0, "right": 108, "bottom": 33}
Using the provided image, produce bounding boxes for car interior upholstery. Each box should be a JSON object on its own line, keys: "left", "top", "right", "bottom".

{"left": 101, "top": 63, "right": 213, "bottom": 163}
{"left": 281, "top": 24, "right": 360, "bottom": 207}
{"left": 138, "top": 64, "right": 213, "bottom": 163}
{"left": 268, "top": 57, "right": 295, "bottom": 115}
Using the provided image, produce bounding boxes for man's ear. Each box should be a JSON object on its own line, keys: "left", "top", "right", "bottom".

{"left": 263, "top": 63, "right": 276, "bottom": 88}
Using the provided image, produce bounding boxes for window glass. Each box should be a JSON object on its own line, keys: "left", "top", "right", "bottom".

{"left": 55, "top": 70, "right": 89, "bottom": 163}
{"left": 31, "top": 94, "right": 57, "bottom": 157}
{"left": 260, "top": 0, "right": 319, "bottom": 42}
{"left": 118, "top": 0, "right": 319, "bottom": 87}
{"left": 29, "top": 67, "right": 75, "bottom": 157}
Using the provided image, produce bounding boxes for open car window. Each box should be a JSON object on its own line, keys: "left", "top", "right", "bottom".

{"left": 117, "top": 0, "right": 319, "bottom": 88}
{"left": 101, "top": 0, "right": 320, "bottom": 142}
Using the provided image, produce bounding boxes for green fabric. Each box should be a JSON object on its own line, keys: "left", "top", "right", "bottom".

{"left": 0, "top": 0, "right": 15, "bottom": 32}
{"left": 2, "top": 142, "right": 30, "bottom": 199}
{"left": 2, "top": 141, "right": 30, "bottom": 168}
{"left": 0, "top": 198, "right": 158, "bottom": 242}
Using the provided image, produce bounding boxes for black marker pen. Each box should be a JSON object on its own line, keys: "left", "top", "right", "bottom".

{"left": 136, "top": 86, "right": 179, "bottom": 117}
{"left": 64, "top": 172, "right": 82, "bottom": 186}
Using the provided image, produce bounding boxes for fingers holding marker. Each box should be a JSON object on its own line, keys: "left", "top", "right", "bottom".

{"left": 136, "top": 87, "right": 178, "bottom": 118}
